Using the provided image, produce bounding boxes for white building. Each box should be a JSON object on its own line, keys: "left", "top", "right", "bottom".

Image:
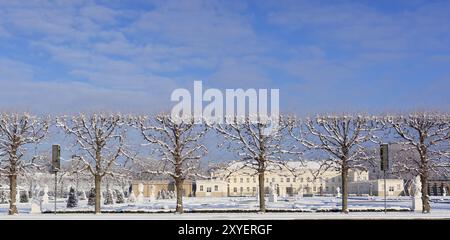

{"left": 196, "top": 179, "right": 228, "bottom": 197}
{"left": 198, "top": 161, "right": 404, "bottom": 197}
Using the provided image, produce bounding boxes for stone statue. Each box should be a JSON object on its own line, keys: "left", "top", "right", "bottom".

{"left": 336, "top": 187, "right": 341, "bottom": 198}
{"left": 269, "top": 182, "right": 278, "bottom": 203}
{"left": 443, "top": 187, "right": 447, "bottom": 197}
{"left": 297, "top": 187, "right": 303, "bottom": 198}
{"left": 413, "top": 175, "right": 422, "bottom": 197}
{"left": 136, "top": 183, "right": 144, "bottom": 204}
{"left": 80, "top": 190, "right": 87, "bottom": 200}
{"left": 31, "top": 185, "right": 42, "bottom": 214}
{"left": 34, "top": 184, "right": 41, "bottom": 199}
{"left": 149, "top": 185, "right": 156, "bottom": 202}
{"left": 128, "top": 190, "right": 136, "bottom": 204}
{"left": 41, "top": 185, "right": 49, "bottom": 204}
{"left": 412, "top": 175, "right": 423, "bottom": 211}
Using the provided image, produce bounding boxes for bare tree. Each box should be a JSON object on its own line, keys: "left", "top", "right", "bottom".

{"left": 388, "top": 113, "right": 450, "bottom": 213}
{"left": 0, "top": 113, "right": 49, "bottom": 215}
{"left": 289, "top": 115, "right": 381, "bottom": 213}
{"left": 20, "top": 150, "right": 51, "bottom": 199}
{"left": 56, "top": 113, "right": 130, "bottom": 214}
{"left": 135, "top": 113, "right": 208, "bottom": 213}
{"left": 213, "top": 116, "right": 295, "bottom": 212}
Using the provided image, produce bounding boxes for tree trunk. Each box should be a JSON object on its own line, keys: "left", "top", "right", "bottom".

{"left": 94, "top": 174, "right": 101, "bottom": 214}
{"left": 419, "top": 138, "right": 431, "bottom": 213}
{"left": 420, "top": 173, "right": 431, "bottom": 213}
{"left": 258, "top": 170, "right": 266, "bottom": 212}
{"left": 341, "top": 166, "right": 349, "bottom": 214}
{"left": 8, "top": 174, "right": 18, "bottom": 215}
{"left": 175, "top": 177, "right": 184, "bottom": 214}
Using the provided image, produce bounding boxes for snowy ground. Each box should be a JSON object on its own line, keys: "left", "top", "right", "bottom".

{"left": 1, "top": 196, "right": 450, "bottom": 219}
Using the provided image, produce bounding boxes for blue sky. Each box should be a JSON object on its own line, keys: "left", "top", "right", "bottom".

{"left": 0, "top": 0, "right": 449, "bottom": 114}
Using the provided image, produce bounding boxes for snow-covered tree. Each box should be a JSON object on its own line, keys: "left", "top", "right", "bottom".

{"left": 135, "top": 113, "right": 208, "bottom": 213}
{"left": 0, "top": 113, "right": 49, "bottom": 215}
{"left": 19, "top": 190, "right": 29, "bottom": 203}
{"left": 56, "top": 113, "right": 130, "bottom": 213}
{"left": 213, "top": 116, "right": 295, "bottom": 212}
{"left": 19, "top": 151, "right": 51, "bottom": 200}
{"left": 388, "top": 113, "right": 450, "bottom": 213}
{"left": 104, "top": 188, "right": 114, "bottom": 205}
{"left": 115, "top": 189, "right": 124, "bottom": 204}
{"left": 289, "top": 115, "right": 381, "bottom": 213}
{"left": 87, "top": 187, "right": 96, "bottom": 206}
{"left": 0, "top": 189, "right": 6, "bottom": 204}
{"left": 66, "top": 187, "right": 78, "bottom": 208}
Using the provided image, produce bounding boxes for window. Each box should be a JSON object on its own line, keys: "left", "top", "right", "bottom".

{"left": 199, "top": 185, "right": 203, "bottom": 191}
{"left": 253, "top": 178, "right": 256, "bottom": 183}
{"left": 272, "top": 178, "right": 275, "bottom": 182}
{"left": 326, "top": 187, "right": 329, "bottom": 191}
{"left": 280, "top": 178, "right": 284, "bottom": 183}
{"left": 389, "top": 186, "right": 394, "bottom": 192}
{"left": 247, "top": 178, "right": 250, "bottom": 183}
{"left": 214, "top": 185, "right": 218, "bottom": 191}
{"left": 286, "top": 178, "right": 290, "bottom": 183}
{"left": 247, "top": 187, "right": 250, "bottom": 192}
{"left": 234, "top": 178, "right": 237, "bottom": 183}
{"left": 332, "top": 178, "right": 335, "bottom": 183}
{"left": 228, "top": 178, "right": 230, "bottom": 183}
{"left": 233, "top": 187, "right": 237, "bottom": 193}
{"left": 266, "top": 178, "right": 268, "bottom": 183}
{"left": 313, "top": 186, "right": 316, "bottom": 191}
{"left": 206, "top": 187, "right": 211, "bottom": 192}
{"left": 293, "top": 178, "right": 296, "bottom": 183}
{"left": 307, "top": 177, "right": 311, "bottom": 182}
{"left": 240, "top": 187, "right": 243, "bottom": 192}
{"left": 240, "top": 178, "right": 243, "bottom": 183}
{"left": 253, "top": 187, "right": 256, "bottom": 192}
{"left": 300, "top": 178, "right": 303, "bottom": 182}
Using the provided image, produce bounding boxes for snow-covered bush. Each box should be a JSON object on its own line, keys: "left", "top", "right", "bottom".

{"left": 20, "top": 191, "right": 29, "bottom": 203}
{"left": 66, "top": 187, "right": 78, "bottom": 208}
{"left": 115, "top": 189, "right": 124, "bottom": 204}
{"left": 87, "top": 188, "right": 96, "bottom": 206}
{"left": 0, "top": 190, "right": 7, "bottom": 204}
{"left": 104, "top": 189, "right": 114, "bottom": 205}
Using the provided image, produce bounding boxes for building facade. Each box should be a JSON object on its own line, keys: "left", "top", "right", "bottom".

{"left": 195, "top": 179, "right": 228, "bottom": 197}
{"left": 348, "top": 179, "right": 404, "bottom": 196}
{"left": 428, "top": 179, "right": 450, "bottom": 196}
{"left": 202, "top": 161, "right": 404, "bottom": 197}
{"left": 131, "top": 180, "right": 194, "bottom": 197}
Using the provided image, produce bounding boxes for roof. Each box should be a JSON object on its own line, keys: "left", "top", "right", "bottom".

{"left": 219, "top": 160, "right": 322, "bottom": 172}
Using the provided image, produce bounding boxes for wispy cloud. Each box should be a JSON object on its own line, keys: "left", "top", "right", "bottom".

{"left": 0, "top": 0, "right": 449, "bottom": 113}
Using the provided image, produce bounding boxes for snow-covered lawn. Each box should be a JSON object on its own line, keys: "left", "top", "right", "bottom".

{"left": 1, "top": 196, "right": 450, "bottom": 219}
